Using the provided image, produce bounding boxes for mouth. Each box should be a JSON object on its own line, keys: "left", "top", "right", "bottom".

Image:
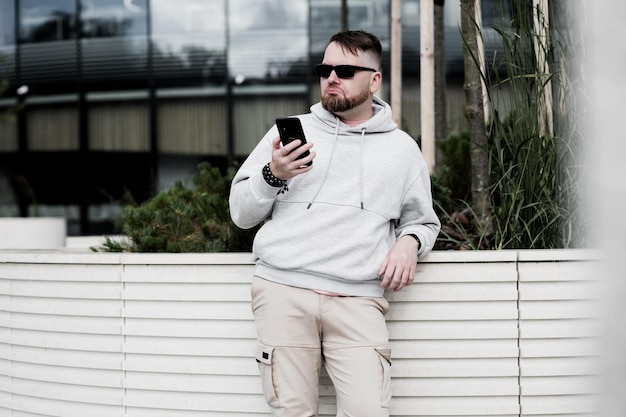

{"left": 324, "top": 87, "right": 343, "bottom": 96}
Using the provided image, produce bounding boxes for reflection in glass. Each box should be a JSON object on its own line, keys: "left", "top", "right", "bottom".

{"left": 151, "top": 0, "right": 226, "bottom": 85}
{"left": 228, "top": 0, "right": 308, "bottom": 81}
{"left": 80, "top": 0, "right": 147, "bottom": 38}
{"left": 18, "top": 0, "right": 77, "bottom": 87}
{"left": 80, "top": 0, "right": 148, "bottom": 84}
{"left": 19, "top": 0, "right": 76, "bottom": 42}
{"left": 309, "top": 0, "right": 389, "bottom": 57}
{"left": 0, "top": 0, "right": 16, "bottom": 89}
{"left": 0, "top": 0, "right": 15, "bottom": 45}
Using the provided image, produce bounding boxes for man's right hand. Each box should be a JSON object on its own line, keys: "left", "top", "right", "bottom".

{"left": 269, "top": 136, "right": 315, "bottom": 179}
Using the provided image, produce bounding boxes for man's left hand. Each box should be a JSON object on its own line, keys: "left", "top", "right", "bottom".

{"left": 379, "top": 235, "right": 419, "bottom": 292}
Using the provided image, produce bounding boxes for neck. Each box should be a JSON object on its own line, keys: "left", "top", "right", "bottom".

{"left": 335, "top": 103, "right": 374, "bottom": 126}
{"left": 342, "top": 118, "right": 370, "bottom": 127}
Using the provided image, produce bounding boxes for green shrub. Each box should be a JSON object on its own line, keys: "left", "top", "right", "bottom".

{"left": 93, "top": 162, "right": 259, "bottom": 253}
{"left": 436, "top": 131, "right": 472, "bottom": 202}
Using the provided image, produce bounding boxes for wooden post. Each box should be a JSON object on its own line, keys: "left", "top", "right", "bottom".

{"left": 420, "top": 0, "right": 435, "bottom": 172}
{"left": 533, "top": 0, "right": 554, "bottom": 138}
{"left": 474, "top": 0, "right": 490, "bottom": 125}
{"left": 391, "top": 0, "right": 402, "bottom": 126}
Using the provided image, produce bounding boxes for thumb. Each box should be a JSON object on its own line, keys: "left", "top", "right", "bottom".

{"left": 272, "top": 136, "right": 281, "bottom": 150}
{"left": 378, "top": 256, "right": 388, "bottom": 276}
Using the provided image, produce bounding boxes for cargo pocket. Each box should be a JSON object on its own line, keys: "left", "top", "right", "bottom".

{"left": 255, "top": 343, "right": 279, "bottom": 407}
{"left": 375, "top": 347, "right": 392, "bottom": 408}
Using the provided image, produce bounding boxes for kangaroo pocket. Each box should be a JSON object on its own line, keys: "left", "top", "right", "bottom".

{"left": 254, "top": 203, "right": 395, "bottom": 281}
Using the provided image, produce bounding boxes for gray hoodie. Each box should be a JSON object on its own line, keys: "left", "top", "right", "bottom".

{"left": 229, "top": 96, "right": 440, "bottom": 297}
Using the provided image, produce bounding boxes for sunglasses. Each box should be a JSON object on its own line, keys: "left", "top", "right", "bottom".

{"left": 315, "top": 64, "right": 377, "bottom": 79}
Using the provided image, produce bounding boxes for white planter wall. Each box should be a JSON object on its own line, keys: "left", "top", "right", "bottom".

{"left": 0, "top": 250, "right": 602, "bottom": 417}
{"left": 0, "top": 218, "right": 66, "bottom": 249}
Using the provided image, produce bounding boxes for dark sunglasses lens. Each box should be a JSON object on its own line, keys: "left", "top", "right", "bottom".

{"left": 316, "top": 65, "right": 332, "bottom": 77}
{"left": 335, "top": 66, "right": 355, "bottom": 78}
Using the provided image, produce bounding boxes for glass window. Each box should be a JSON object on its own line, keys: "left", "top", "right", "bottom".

{"left": 0, "top": 0, "right": 16, "bottom": 92}
{"left": 0, "top": 110, "right": 17, "bottom": 151}
{"left": 310, "top": 0, "right": 389, "bottom": 56}
{"left": 152, "top": 0, "right": 224, "bottom": 35}
{"left": 151, "top": 0, "right": 226, "bottom": 85}
{"left": 402, "top": 0, "right": 420, "bottom": 27}
{"left": 19, "top": 0, "right": 77, "bottom": 43}
{"left": 311, "top": 0, "right": 380, "bottom": 30}
{"left": 80, "top": 0, "right": 147, "bottom": 38}
{"left": 0, "top": 0, "right": 15, "bottom": 45}
{"left": 28, "top": 105, "right": 79, "bottom": 151}
{"left": 228, "top": 0, "right": 308, "bottom": 82}
{"left": 482, "top": 0, "right": 513, "bottom": 28}
{"left": 18, "top": 0, "right": 77, "bottom": 89}
{"left": 88, "top": 101, "right": 149, "bottom": 151}
{"left": 80, "top": 0, "right": 149, "bottom": 86}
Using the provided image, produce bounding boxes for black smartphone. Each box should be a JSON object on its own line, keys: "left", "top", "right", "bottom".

{"left": 275, "top": 117, "right": 312, "bottom": 166}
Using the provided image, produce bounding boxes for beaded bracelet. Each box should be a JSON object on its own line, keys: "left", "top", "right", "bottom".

{"left": 262, "top": 162, "right": 289, "bottom": 194}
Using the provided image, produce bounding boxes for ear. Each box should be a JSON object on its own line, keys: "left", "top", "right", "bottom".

{"left": 369, "top": 71, "right": 382, "bottom": 94}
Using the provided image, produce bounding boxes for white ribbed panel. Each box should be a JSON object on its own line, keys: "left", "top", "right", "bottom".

{"left": 518, "top": 251, "right": 603, "bottom": 417}
{"left": 385, "top": 252, "right": 520, "bottom": 417}
{"left": 0, "top": 250, "right": 601, "bottom": 416}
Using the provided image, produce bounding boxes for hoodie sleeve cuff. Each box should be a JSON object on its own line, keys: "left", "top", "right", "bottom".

{"left": 252, "top": 171, "right": 286, "bottom": 200}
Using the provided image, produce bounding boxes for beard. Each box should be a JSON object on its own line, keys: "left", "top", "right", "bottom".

{"left": 321, "top": 87, "right": 370, "bottom": 114}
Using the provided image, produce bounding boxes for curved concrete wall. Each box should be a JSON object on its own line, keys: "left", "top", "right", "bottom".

{"left": 0, "top": 250, "right": 602, "bottom": 416}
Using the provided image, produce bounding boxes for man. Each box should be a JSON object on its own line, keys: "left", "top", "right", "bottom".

{"left": 229, "top": 30, "right": 440, "bottom": 417}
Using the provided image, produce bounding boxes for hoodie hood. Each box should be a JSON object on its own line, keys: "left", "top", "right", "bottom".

{"left": 310, "top": 95, "right": 398, "bottom": 135}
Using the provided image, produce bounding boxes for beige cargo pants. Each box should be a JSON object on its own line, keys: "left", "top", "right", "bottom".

{"left": 251, "top": 276, "right": 392, "bottom": 417}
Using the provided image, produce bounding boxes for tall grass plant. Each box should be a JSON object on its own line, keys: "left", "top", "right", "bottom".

{"left": 436, "top": 0, "right": 587, "bottom": 250}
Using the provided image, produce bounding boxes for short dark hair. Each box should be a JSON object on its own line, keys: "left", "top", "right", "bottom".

{"left": 328, "top": 30, "right": 382, "bottom": 69}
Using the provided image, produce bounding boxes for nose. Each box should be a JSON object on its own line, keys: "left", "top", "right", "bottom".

{"left": 327, "top": 69, "right": 340, "bottom": 83}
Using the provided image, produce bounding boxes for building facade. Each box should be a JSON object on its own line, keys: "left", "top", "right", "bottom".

{"left": 0, "top": 0, "right": 510, "bottom": 235}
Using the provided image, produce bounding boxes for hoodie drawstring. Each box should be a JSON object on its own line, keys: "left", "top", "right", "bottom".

{"left": 307, "top": 120, "right": 340, "bottom": 209}
{"left": 360, "top": 128, "right": 365, "bottom": 210}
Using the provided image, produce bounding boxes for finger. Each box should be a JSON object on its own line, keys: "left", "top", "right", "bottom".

{"left": 378, "top": 258, "right": 388, "bottom": 277}
{"left": 406, "top": 272, "right": 414, "bottom": 286}
{"left": 399, "top": 264, "right": 417, "bottom": 291}
{"left": 392, "top": 265, "right": 412, "bottom": 292}
{"left": 398, "top": 270, "right": 411, "bottom": 291}
{"left": 392, "top": 269, "right": 406, "bottom": 291}
{"left": 293, "top": 142, "right": 313, "bottom": 158}
{"left": 300, "top": 150, "right": 316, "bottom": 166}
{"left": 403, "top": 259, "right": 416, "bottom": 282}
{"left": 282, "top": 139, "right": 303, "bottom": 154}
{"left": 379, "top": 269, "right": 392, "bottom": 290}
{"left": 378, "top": 258, "right": 390, "bottom": 287}
{"left": 382, "top": 265, "right": 400, "bottom": 290}
{"left": 285, "top": 143, "right": 313, "bottom": 165}
{"left": 273, "top": 139, "right": 300, "bottom": 163}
